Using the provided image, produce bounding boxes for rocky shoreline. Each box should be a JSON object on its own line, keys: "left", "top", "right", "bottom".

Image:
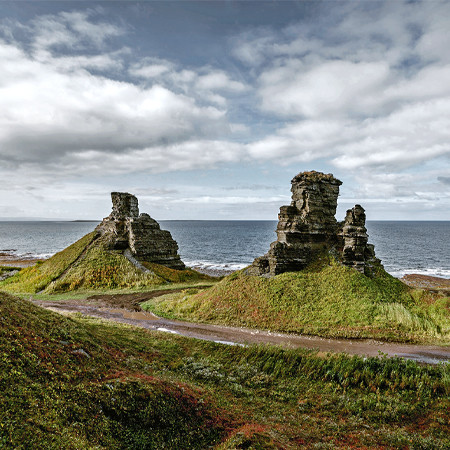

{"left": 401, "top": 273, "right": 450, "bottom": 294}
{"left": 0, "top": 254, "right": 42, "bottom": 268}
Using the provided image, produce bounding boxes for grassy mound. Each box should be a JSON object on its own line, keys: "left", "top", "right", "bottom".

{"left": 143, "top": 258, "right": 450, "bottom": 343}
{"left": 1, "top": 291, "right": 449, "bottom": 448}
{"left": 1, "top": 232, "right": 97, "bottom": 293}
{"left": 0, "top": 232, "right": 212, "bottom": 294}
{"left": 0, "top": 292, "right": 230, "bottom": 448}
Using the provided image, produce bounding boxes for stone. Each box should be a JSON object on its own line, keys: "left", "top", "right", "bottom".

{"left": 247, "top": 171, "right": 380, "bottom": 277}
{"left": 340, "top": 205, "right": 378, "bottom": 273}
{"left": 96, "top": 192, "right": 185, "bottom": 270}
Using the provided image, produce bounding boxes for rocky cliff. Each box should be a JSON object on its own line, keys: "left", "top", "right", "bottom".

{"left": 247, "top": 171, "right": 379, "bottom": 277}
{"left": 96, "top": 192, "right": 185, "bottom": 270}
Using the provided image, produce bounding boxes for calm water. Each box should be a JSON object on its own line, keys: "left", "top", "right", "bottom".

{"left": 0, "top": 220, "right": 449, "bottom": 279}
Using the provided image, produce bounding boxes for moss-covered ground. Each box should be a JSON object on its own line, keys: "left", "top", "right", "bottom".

{"left": 1, "top": 291, "right": 449, "bottom": 448}
{"left": 142, "top": 259, "right": 450, "bottom": 344}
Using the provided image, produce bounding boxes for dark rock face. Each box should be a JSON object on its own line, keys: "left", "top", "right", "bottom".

{"left": 96, "top": 192, "right": 185, "bottom": 270}
{"left": 247, "top": 171, "right": 379, "bottom": 277}
{"left": 341, "top": 204, "right": 377, "bottom": 273}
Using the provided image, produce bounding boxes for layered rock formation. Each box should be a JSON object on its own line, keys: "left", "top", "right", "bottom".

{"left": 341, "top": 204, "right": 377, "bottom": 273}
{"left": 247, "top": 171, "right": 379, "bottom": 277}
{"left": 96, "top": 192, "right": 185, "bottom": 270}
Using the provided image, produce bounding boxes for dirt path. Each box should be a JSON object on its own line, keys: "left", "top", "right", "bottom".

{"left": 31, "top": 293, "right": 449, "bottom": 365}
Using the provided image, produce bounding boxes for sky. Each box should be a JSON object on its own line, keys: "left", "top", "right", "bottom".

{"left": 0, "top": 0, "right": 449, "bottom": 221}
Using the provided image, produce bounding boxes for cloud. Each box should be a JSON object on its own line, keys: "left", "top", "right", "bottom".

{"left": 259, "top": 59, "right": 391, "bottom": 118}
{"left": 0, "top": 44, "right": 228, "bottom": 163}
{"left": 222, "top": 184, "right": 278, "bottom": 191}
{"left": 30, "top": 9, "right": 125, "bottom": 52}
{"left": 196, "top": 70, "right": 247, "bottom": 93}
{"left": 0, "top": 11, "right": 249, "bottom": 180}
{"left": 129, "top": 57, "right": 174, "bottom": 79}
{"left": 60, "top": 140, "right": 244, "bottom": 175}
{"left": 130, "top": 59, "right": 247, "bottom": 107}
{"left": 234, "top": 1, "right": 450, "bottom": 210}
{"left": 1, "top": 2, "right": 449, "bottom": 220}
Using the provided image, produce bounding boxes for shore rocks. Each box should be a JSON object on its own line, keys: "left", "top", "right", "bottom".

{"left": 96, "top": 192, "right": 185, "bottom": 270}
{"left": 247, "top": 171, "right": 379, "bottom": 277}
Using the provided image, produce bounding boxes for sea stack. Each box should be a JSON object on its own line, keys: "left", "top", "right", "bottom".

{"left": 247, "top": 171, "right": 379, "bottom": 277}
{"left": 96, "top": 192, "right": 185, "bottom": 270}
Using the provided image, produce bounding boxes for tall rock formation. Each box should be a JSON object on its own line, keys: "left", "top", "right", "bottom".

{"left": 96, "top": 192, "right": 185, "bottom": 270}
{"left": 247, "top": 171, "right": 379, "bottom": 277}
{"left": 341, "top": 204, "right": 377, "bottom": 273}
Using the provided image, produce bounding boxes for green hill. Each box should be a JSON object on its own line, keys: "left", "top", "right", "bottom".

{"left": 1, "top": 291, "right": 449, "bottom": 448}
{"left": 0, "top": 231, "right": 212, "bottom": 294}
{"left": 143, "top": 258, "right": 450, "bottom": 344}
{"left": 0, "top": 291, "right": 231, "bottom": 448}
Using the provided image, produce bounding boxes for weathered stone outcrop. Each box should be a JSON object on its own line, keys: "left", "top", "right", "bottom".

{"left": 96, "top": 192, "right": 185, "bottom": 270}
{"left": 247, "top": 171, "right": 379, "bottom": 277}
{"left": 341, "top": 204, "right": 377, "bottom": 273}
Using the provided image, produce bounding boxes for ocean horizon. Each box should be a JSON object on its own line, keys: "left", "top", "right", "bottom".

{"left": 0, "top": 220, "right": 449, "bottom": 279}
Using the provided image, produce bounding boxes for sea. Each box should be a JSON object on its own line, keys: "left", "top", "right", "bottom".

{"left": 0, "top": 220, "right": 449, "bottom": 279}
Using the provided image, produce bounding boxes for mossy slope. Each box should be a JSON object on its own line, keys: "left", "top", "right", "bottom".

{"left": 0, "top": 232, "right": 212, "bottom": 294}
{"left": 0, "top": 292, "right": 230, "bottom": 448}
{"left": 144, "top": 259, "right": 450, "bottom": 343}
{"left": 1, "top": 292, "right": 449, "bottom": 448}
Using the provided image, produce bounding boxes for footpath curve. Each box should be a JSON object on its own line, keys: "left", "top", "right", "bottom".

{"left": 32, "top": 296, "right": 449, "bottom": 365}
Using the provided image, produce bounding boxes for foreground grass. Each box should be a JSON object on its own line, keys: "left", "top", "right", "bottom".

{"left": 142, "top": 259, "right": 450, "bottom": 344}
{"left": 1, "top": 291, "right": 449, "bottom": 448}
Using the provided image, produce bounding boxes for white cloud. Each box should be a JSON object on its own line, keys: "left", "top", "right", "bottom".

{"left": 332, "top": 98, "right": 450, "bottom": 170}
{"left": 195, "top": 70, "right": 247, "bottom": 93}
{"left": 129, "top": 57, "right": 173, "bottom": 79}
{"left": 31, "top": 10, "right": 125, "bottom": 52}
{"left": 62, "top": 140, "right": 244, "bottom": 174}
{"left": 129, "top": 60, "right": 247, "bottom": 107}
{"left": 1, "top": 1, "right": 449, "bottom": 220}
{"left": 0, "top": 10, "right": 248, "bottom": 180}
{"left": 233, "top": 0, "right": 450, "bottom": 216}
{"left": 0, "top": 44, "right": 228, "bottom": 164}
{"left": 259, "top": 59, "right": 390, "bottom": 118}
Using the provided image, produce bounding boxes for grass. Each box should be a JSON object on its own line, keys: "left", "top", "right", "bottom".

{"left": 142, "top": 261, "right": 217, "bottom": 283}
{"left": 0, "top": 232, "right": 97, "bottom": 293}
{"left": 0, "top": 232, "right": 215, "bottom": 295}
{"left": 142, "top": 258, "right": 450, "bottom": 344}
{"left": 0, "top": 292, "right": 230, "bottom": 448}
{"left": 0, "top": 291, "right": 449, "bottom": 448}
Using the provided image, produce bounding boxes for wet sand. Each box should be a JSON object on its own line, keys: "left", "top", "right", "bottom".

{"left": 32, "top": 298, "right": 449, "bottom": 365}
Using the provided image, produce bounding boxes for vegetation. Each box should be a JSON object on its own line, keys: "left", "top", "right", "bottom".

{"left": 142, "top": 258, "right": 450, "bottom": 344}
{"left": 0, "top": 233, "right": 213, "bottom": 295}
{"left": 142, "top": 261, "right": 216, "bottom": 284}
{"left": 0, "top": 291, "right": 448, "bottom": 448}
{"left": 0, "top": 266, "right": 19, "bottom": 279}
{"left": 0, "top": 232, "right": 97, "bottom": 293}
